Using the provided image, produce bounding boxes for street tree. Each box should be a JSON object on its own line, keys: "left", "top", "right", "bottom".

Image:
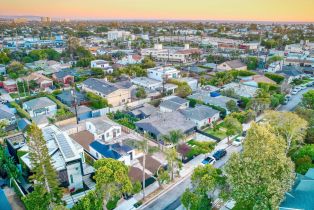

{"left": 247, "top": 89, "right": 271, "bottom": 114}
{"left": 264, "top": 111, "right": 308, "bottom": 153}
{"left": 224, "top": 116, "right": 242, "bottom": 143}
{"left": 225, "top": 123, "right": 295, "bottom": 209}
{"left": 94, "top": 158, "right": 133, "bottom": 209}
{"left": 302, "top": 90, "right": 314, "bottom": 110}
{"left": 25, "top": 124, "right": 62, "bottom": 208}
{"left": 226, "top": 100, "right": 239, "bottom": 113}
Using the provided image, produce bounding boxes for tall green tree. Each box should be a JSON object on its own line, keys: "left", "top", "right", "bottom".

{"left": 94, "top": 159, "right": 133, "bottom": 209}
{"left": 302, "top": 90, "right": 314, "bottom": 110}
{"left": 225, "top": 123, "right": 295, "bottom": 209}
{"left": 25, "top": 124, "right": 63, "bottom": 208}
{"left": 181, "top": 165, "right": 225, "bottom": 210}
{"left": 264, "top": 111, "right": 308, "bottom": 153}
{"left": 226, "top": 100, "right": 239, "bottom": 113}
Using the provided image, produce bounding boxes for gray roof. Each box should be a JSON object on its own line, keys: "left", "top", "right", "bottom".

{"left": 180, "top": 105, "right": 219, "bottom": 121}
{"left": 23, "top": 97, "right": 56, "bottom": 110}
{"left": 278, "top": 66, "right": 303, "bottom": 77}
{"left": 0, "top": 106, "right": 14, "bottom": 120}
{"left": 88, "top": 117, "right": 120, "bottom": 135}
{"left": 130, "top": 104, "right": 157, "bottom": 117}
{"left": 135, "top": 111, "right": 196, "bottom": 137}
{"left": 83, "top": 78, "right": 132, "bottom": 95}
{"left": 225, "top": 60, "right": 246, "bottom": 68}
{"left": 160, "top": 96, "right": 188, "bottom": 111}
{"left": 188, "top": 92, "right": 237, "bottom": 110}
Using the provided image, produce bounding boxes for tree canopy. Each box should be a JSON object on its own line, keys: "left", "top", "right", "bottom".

{"left": 225, "top": 123, "right": 295, "bottom": 209}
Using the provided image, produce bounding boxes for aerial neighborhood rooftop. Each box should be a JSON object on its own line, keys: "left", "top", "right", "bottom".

{"left": 0, "top": 16, "right": 313, "bottom": 210}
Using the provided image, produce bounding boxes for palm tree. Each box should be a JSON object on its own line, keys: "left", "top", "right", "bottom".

{"left": 125, "top": 136, "right": 158, "bottom": 200}
{"left": 161, "top": 130, "right": 184, "bottom": 148}
{"left": 165, "top": 148, "right": 182, "bottom": 181}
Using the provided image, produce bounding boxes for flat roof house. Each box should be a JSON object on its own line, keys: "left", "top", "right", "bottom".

{"left": 131, "top": 77, "right": 163, "bottom": 90}
{"left": 89, "top": 141, "right": 134, "bottom": 165}
{"left": 90, "top": 60, "right": 113, "bottom": 74}
{"left": 135, "top": 111, "right": 196, "bottom": 141}
{"left": 22, "top": 97, "right": 57, "bottom": 118}
{"left": 82, "top": 78, "right": 132, "bottom": 107}
{"left": 147, "top": 66, "right": 180, "bottom": 82}
{"left": 20, "top": 125, "right": 85, "bottom": 191}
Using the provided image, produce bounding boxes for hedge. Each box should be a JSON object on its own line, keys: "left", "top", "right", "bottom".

{"left": 10, "top": 102, "right": 31, "bottom": 120}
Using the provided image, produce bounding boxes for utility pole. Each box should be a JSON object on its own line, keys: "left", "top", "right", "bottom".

{"left": 71, "top": 89, "right": 79, "bottom": 132}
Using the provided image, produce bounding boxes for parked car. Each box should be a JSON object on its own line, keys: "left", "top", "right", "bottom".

{"left": 291, "top": 89, "right": 298, "bottom": 95}
{"left": 283, "top": 98, "right": 289, "bottom": 105}
{"left": 300, "top": 85, "right": 306, "bottom": 90}
{"left": 202, "top": 156, "right": 216, "bottom": 165}
{"left": 285, "top": 94, "right": 291, "bottom": 101}
{"left": 213, "top": 149, "right": 227, "bottom": 160}
{"left": 306, "top": 82, "right": 313, "bottom": 87}
{"left": 294, "top": 86, "right": 301, "bottom": 91}
{"left": 232, "top": 137, "right": 245, "bottom": 147}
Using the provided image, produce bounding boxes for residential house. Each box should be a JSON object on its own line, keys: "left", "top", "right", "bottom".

{"left": 0, "top": 105, "right": 16, "bottom": 130}
{"left": 52, "top": 69, "right": 75, "bottom": 85}
{"left": 86, "top": 116, "right": 122, "bottom": 143}
{"left": 141, "top": 44, "right": 201, "bottom": 63}
{"left": 5, "top": 133, "right": 26, "bottom": 162}
{"left": 117, "top": 54, "right": 142, "bottom": 66}
{"left": 135, "top": 111, "right": 196, "bottom": 140}
{"left": 82, "top": 78, "right": 132, "bottom": 107}
{"left": 89, "top": 141, "right": 134, "bottom": 165}
{"left": 107, "top": 30, "right": 131, "bottom": 41}
{"left": 240, "top": 75, "right": 276, "bottom": 87}
{"left": 23, "top": 72, "right": 53, "bottom": 90}
{"left": 217, "top": 60, "right": 247, "bottom": 71}
{"left": 0, "top": 64, "right": 6, "bottom": 75}
{"left": 188, "top": 91, "right": 237, "bottom": 112}
{"left": 277, "top": 66, "right": 303, "bottom": 83}
{"left": 90, "top": 60, "right": 113, "bottom": 74}
{"left": 175, "top": 77, "right": 198, "bottom": 91}
{"left": 159, "top": 96, "right": 189, "bottom": 112}
{"left": 180, "top": 105, "right": 220, "bottom": 129}
{"left": 22, "top": 97, "right": 57, "bottom": 118}
{"left": 3, "top": 80, "right": 17, "bottom": 93}
{"left": 280, "top": 168, "right": 314, "bottom": 210}
{"left": 131, "top": 77, "right": 162, "bottom": 90}
{"left": 129, "top": 103, "right": 158, "bottom": 119}
{"left": 56, "top": 90, "right": 88, "bottom": 107}
{"left": 147, "top": 66, "right": 180, "bottom": 81}
{"left": 20, "top": 125, "right": 85, "bottom": 191}
{"left": 266, "top": 61, "right": 282, "bottom": 73}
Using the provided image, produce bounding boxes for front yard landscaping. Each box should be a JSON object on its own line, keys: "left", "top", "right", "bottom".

{"left": 203, "top": 122, "right": 228, "bottom": 140}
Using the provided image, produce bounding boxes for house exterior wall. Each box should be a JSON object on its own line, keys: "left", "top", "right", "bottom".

{"left": 106, "top": 89, "right": 131, "bottom": 107}
{"left": 192, "top": 112, "right": 220, "bottom": 129}
{"left": 147, "top": 68, "right": 180, "bottom": 81}
{"left": 23, "top": 104, "right": 57, "bottom": 118}
{"left": 66, "top": 160, "right": 84, "bottom": 191}
{"left": 86, "top": 121, "right": 121, "bottom": 143}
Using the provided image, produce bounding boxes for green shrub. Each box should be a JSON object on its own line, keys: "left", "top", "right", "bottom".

{"left": 10, "top": 102, "right": 31, "bottom": 120}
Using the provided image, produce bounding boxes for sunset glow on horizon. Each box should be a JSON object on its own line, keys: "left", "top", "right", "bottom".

{"left": 1, "top": 0, "right": 314, "bottom": 22}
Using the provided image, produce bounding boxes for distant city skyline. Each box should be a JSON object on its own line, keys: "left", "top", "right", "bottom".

{"left": 1, "top": 0, "right": 314, "bottom": 22}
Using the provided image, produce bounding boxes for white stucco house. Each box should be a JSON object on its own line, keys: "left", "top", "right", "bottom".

{"left": 90, "top": 59, "right": 113, "bottom": 74}
{"left": 147, "top": 66, "right": 180, "bottom": 81}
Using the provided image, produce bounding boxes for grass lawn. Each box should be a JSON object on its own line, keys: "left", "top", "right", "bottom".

{"left": 204, "top": 128, "right": 227, "bottom": 139}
